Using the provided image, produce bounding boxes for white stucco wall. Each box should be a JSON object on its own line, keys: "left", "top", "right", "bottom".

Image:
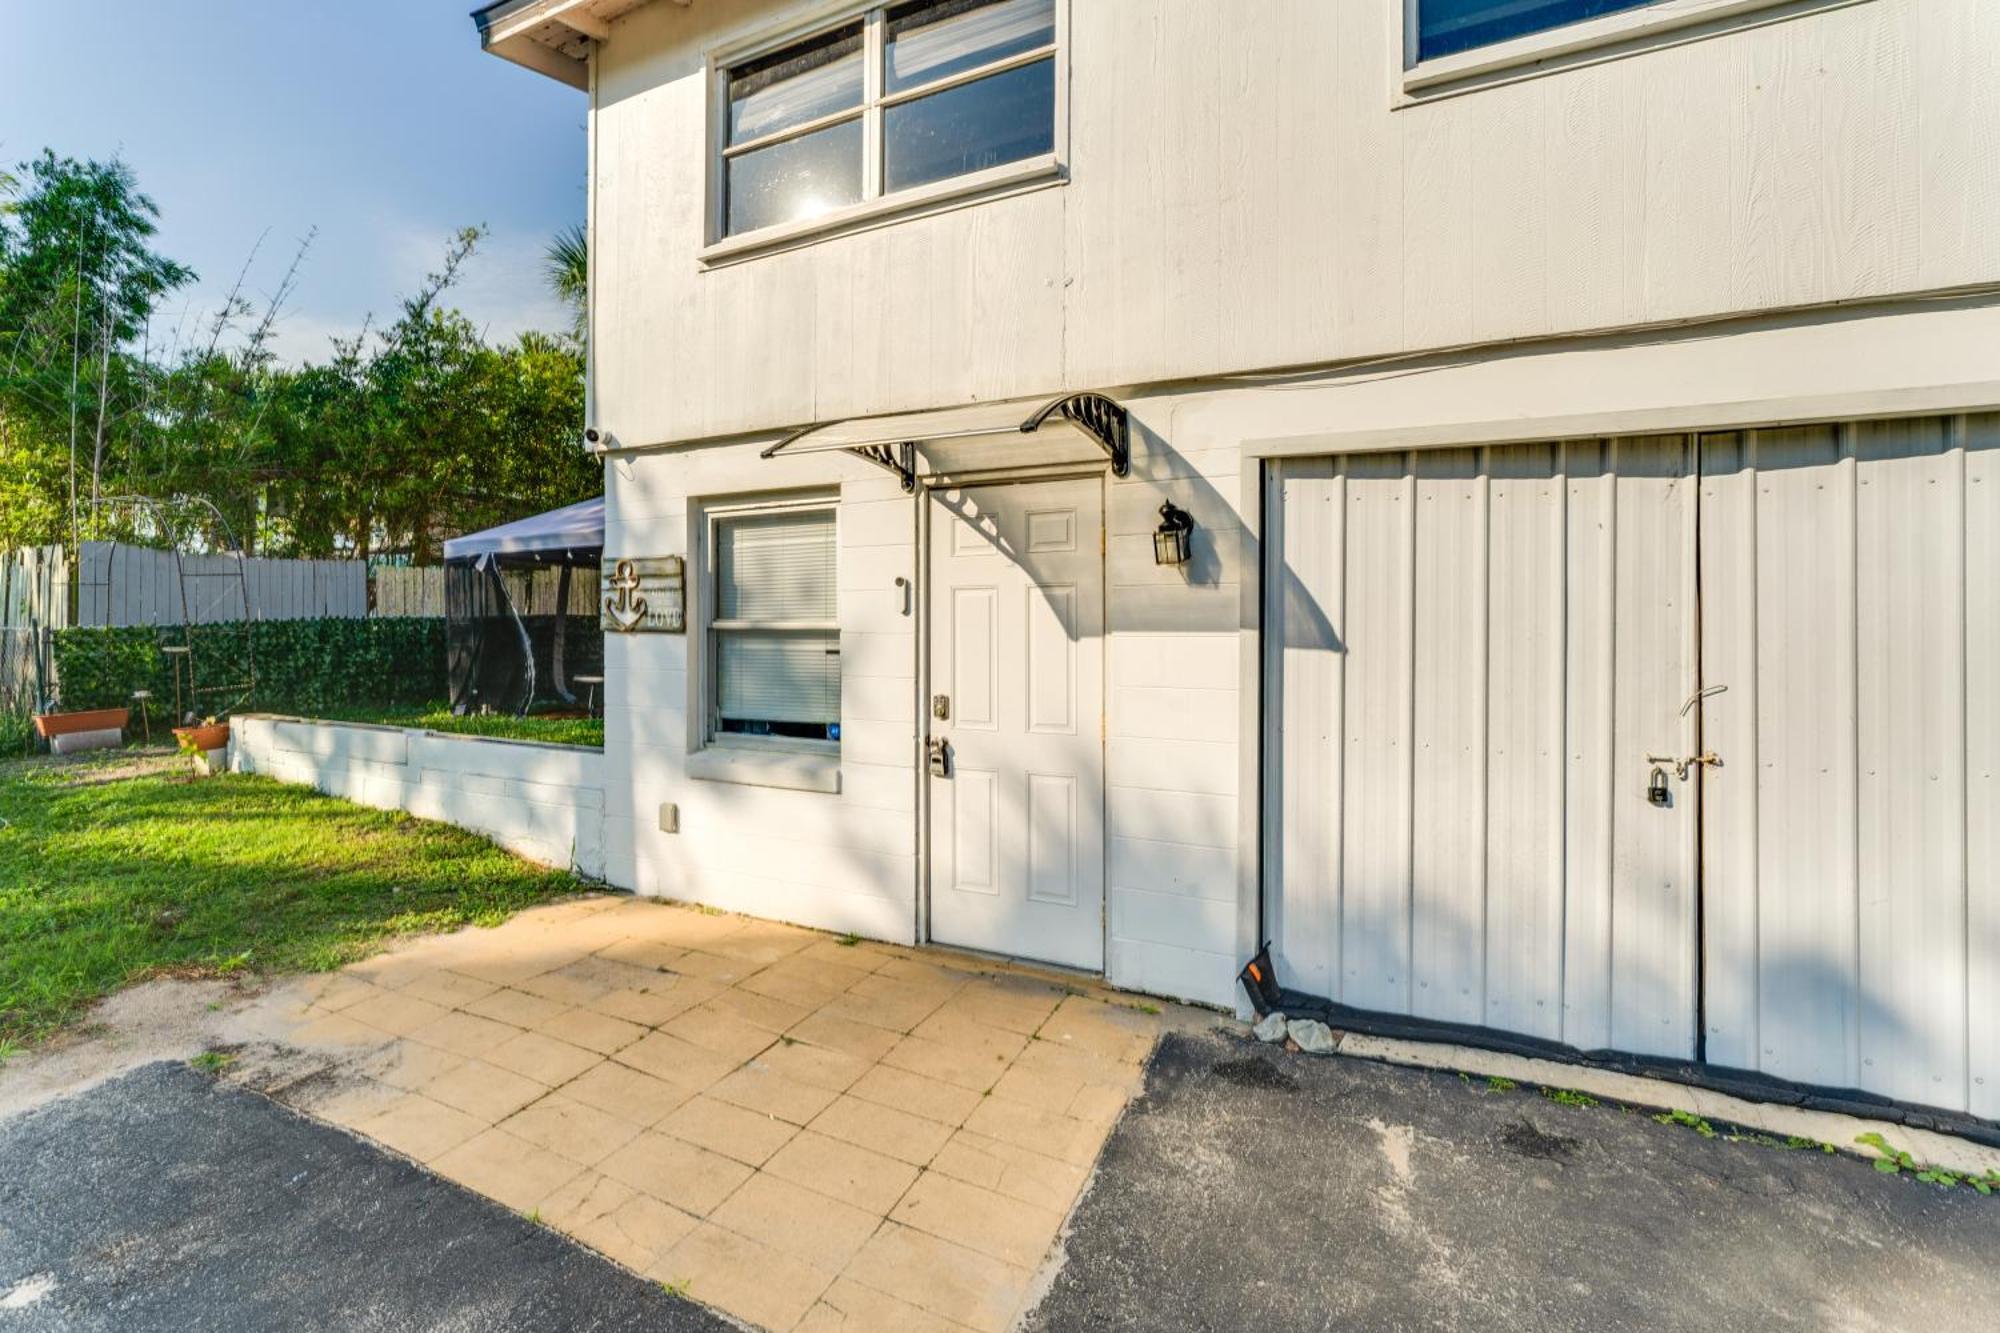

{"left": 230, "top": 716, "right": 608, "bottom": 880}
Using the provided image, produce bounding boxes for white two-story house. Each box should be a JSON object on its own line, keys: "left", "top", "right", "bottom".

{"left": 476, "top": 0, "right": 2000, "bottom": 1126}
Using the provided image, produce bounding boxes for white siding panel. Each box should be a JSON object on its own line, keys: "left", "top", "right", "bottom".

{"left": 1111, "top": 834, "right": 1235, "bottom": 905}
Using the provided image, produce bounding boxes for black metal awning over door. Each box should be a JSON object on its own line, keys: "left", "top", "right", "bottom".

{"left": 760, "top": 392, "right": 1130, "bottom": 492}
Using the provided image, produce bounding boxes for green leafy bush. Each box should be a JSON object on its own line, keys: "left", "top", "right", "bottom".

{"left": 50, "top": 618, "right": 446, "bottom": 718}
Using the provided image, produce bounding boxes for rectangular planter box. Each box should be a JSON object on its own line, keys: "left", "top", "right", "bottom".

{"left": 34, "top": 708, "right": 130, "bottom": 741}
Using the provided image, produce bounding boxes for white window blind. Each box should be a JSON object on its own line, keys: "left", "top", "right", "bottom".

{"left": 717, "top": 633, "right": 840, "bottom": 725}
{"left": 717, "top": 510, "right": 837, "bottom": 621}
{"left": 712, "top": 507, "right": 840, "bottom": 736}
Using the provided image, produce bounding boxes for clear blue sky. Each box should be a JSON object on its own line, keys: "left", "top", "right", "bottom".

{"left": 0, "top": 1, "right": 585, "bottom": 365}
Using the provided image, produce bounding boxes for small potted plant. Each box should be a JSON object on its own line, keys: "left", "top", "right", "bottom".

{"left": 172, "top": 716, "right": 232, "bottom": 775}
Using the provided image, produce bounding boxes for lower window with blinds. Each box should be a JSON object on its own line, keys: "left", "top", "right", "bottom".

{"left": 707, "top": 500, "right": 841, "bottom": 746}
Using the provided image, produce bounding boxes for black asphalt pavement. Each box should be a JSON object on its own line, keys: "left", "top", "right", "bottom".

{"left": 0, "top": 1062, "right": 729, "bottom": 1332}
{"left": 1027, "top": 1029, "right": 2000, "bottom": 1333}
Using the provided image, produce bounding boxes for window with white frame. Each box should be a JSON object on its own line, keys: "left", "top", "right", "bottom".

{"left": 1414, "top": 0, "right": 1658, "bottom": 62}
{"left": 707, "top": 502, "right": 841, "bottom": 745}
{"left": 718, "top": 0, "right": 1058, "bottom": 240}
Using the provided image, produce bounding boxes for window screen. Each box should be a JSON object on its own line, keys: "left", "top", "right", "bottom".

{"left": 1417, "top": 0, "right": 1658, "bottom": 62}
{"left": 711, "top": 508, "right": 839, "bottom": 741}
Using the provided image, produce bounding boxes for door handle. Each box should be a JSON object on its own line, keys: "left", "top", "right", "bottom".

{"left": 1679, "top": 684, "right": 1728, "bottom": 717}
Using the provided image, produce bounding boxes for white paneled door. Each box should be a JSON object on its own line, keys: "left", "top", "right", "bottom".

{"left": 928, "top": 478, "right": 1106, "bottom": 971}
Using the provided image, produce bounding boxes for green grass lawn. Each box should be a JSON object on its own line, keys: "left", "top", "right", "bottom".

{"left": 0, "top": 753, "right": 582, "bottom": 1048}
{"left": 311, "top": 702, "right": 603, "bottom": 748}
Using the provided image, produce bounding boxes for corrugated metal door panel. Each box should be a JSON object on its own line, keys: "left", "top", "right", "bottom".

{"left": 1410, "top": 448, "right": 1487, "bottom": 1028}
{"left": 1606, "top": 436, "right": 1699, "bottom": 1058}
{"left": 1968, "top": 412, "right": 2000, "bottom": 1123}
{"left": 1855, "top": 415, "right": 1968, "bottom": 1109}
{"left": 1702, "top": 424, "right": 1862, "bottom": 1087}
{"left": 1560, "top": 440, "right": 1619, "bottom": 1052}
{"left": 1700, "top": 413, "right": 1993, "bottom": 1115}
{"left": 1339, "top": 453, "right": 1417, "bottom": 1015}
{"left": 1483, "top": 445, "right": 1567, "bottom": 1042}
{"left": 1273, "top": 457, "right": 1341, "bottom": 1000}
{"left": 1269, "top": 437, "right": 1698, "bottom": 1059}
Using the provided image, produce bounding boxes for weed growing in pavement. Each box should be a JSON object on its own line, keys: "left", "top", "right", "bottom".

{"left": 1855, "top": 1132, "right": 2000, "bottom": 1195}
{"left": 1653, "top": 1108, "right": 1718, "bottom": 1138}
{"left": 836, "top": 933, "right": 862, "bottom": 947}
{"left": 188, "top": 1050, "right": 236, "bottom": 1074}
{"left": 1484, "top": 1076, "right": 1517, "bottom": 1093}
{"left": 1540, "top": 1087, "right": 1599, "bottom": 1109}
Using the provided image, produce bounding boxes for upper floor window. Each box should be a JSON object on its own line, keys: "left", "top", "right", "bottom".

{"left": 718, "top": 0, "right": 1058, "bottom": 240}
{"left": 1416, "top": 0, "right": 1658, "bottom": 62}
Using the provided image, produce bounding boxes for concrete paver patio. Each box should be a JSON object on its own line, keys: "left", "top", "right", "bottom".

{"left": 253, "top": 896, "right": 1203, "bottom": 1332}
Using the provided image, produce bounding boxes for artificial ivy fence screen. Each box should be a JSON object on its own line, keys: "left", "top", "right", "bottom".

{"left": 50, "top": 618, "right": 449, "bottom": 717}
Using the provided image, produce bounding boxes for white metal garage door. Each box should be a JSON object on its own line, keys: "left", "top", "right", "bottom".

{"left": 1265, "top": 415, "right": 1999, "bottom": 1116}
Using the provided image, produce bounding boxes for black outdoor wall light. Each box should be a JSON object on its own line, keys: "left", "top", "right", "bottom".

{"left": 1153, "top": 500, "right": 1194, "bottom": 566}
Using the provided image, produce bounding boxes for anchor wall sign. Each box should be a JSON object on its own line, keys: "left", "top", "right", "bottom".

{"left": 603, "top": 556, "right": 685, "bottom": 633}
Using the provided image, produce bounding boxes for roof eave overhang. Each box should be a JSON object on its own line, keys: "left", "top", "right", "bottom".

{"left": 474, "top": 0, "right": 664, "bottom": 90}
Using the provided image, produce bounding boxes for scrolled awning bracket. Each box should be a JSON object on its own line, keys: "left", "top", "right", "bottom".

{"left": 1021, "top": 393, "right": 1129, "bottom": 477}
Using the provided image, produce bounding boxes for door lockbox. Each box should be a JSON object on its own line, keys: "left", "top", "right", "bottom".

{"left": 927, "top": 736, "right": 951, "bottom": 778}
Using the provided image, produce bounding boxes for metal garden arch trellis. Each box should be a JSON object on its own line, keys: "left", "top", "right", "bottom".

{"left": 90, "top": 496, "right": 258, "bottom": 722}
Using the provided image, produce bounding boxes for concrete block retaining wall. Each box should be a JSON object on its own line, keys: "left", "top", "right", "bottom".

{"left": 230, "top": 715, "right": 607, "bottom": 880}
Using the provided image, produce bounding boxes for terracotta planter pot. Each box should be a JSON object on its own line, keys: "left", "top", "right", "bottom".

{"left": 34, "top": 707, "right": 130, "bottom": 740}
{"left": 172, "top": 722, "right": 232, "bottom": 753}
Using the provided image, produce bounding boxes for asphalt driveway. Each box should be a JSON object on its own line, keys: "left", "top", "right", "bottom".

{"left": 1027, "top": 1030, "right": 2000, "bottom": 1333}
{"left": 8, "top": 1036, "right": 2000, "bottom": 1331}
{"left": 0, "top": 1062, "right": 729, "bottom": 1332}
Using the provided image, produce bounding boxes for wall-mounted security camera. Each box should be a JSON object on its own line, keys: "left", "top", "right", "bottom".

{"left": 584, "top": 427, "right": 604, "bottom": 446}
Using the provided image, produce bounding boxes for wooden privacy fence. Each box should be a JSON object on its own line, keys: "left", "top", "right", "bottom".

{"left": 73, "top": 542, "right": 367, "bottom": 627}
{"left": 0, "top": 546, "right": 67, "bottom": 713}
{"left": 373, "top": 565, "right": 602, "bottom": 619}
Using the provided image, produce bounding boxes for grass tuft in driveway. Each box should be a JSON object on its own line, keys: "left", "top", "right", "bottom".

{"left": 0, "top": 754, "right": 580, "bottom": 1047}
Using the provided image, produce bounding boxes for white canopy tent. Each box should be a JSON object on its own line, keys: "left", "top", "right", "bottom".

{"left": 443, "top": 495, "right": 605, "bottom": 564}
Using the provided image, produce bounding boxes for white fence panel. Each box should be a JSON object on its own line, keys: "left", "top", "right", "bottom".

{"left": 65, "top": 542, "right": 367, "bottom": 626}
